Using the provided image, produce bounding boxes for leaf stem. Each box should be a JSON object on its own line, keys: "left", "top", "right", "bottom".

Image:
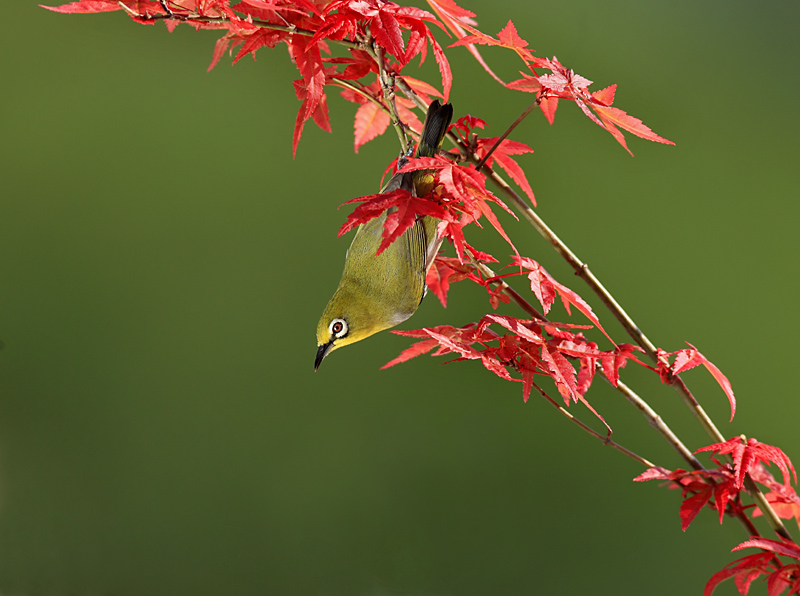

{"left": 474, "top": 97, "right": 541, "bottom": 172}
{"left": 531, "top": 382, "right": 655, "bottom": 468}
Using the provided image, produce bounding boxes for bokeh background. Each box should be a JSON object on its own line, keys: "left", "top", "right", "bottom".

{"left": 1, "top": 0, "right": 799, "bottom": 594}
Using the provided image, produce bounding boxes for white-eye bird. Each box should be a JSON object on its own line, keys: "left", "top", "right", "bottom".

{"left": 315, "top": 100, "right": 454, "bottom": 370}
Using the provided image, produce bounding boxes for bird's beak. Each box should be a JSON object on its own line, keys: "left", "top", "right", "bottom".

{"left": 314, "top": 342, "right": 333, "bottom": 371}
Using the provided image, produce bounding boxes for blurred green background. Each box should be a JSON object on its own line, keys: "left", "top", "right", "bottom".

{"left": 1, "top": 0, "right": 799, "bottom": 594}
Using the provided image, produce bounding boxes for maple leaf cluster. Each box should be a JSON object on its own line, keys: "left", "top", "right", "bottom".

{"left": 384, "top": 248, "right": 653, "bottom": 430}
{"left": 43, "top": 0, "right": 673, "bottom": 157}
{"left": 636, "top": 437, "right": 800, "bottom": 595}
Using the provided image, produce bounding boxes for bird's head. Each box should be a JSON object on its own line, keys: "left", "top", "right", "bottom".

{"left": 315, "top": 287, "right": 392, "bottom": 370}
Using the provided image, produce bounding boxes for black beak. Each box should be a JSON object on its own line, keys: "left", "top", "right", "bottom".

{"left": 315, "top": 342, "right": 333, "bottom": 371}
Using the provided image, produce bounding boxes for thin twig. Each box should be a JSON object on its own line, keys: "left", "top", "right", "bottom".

{"left": 368, "top": 42, "right": 409, "bottom": 153}
{"left": 531, "top": 382, "right": 655, "bottom": 468}
{"left": 115, "top": 4, "right": 363, "bottom": 50}
{"left": 474, "top": 97, "right": 541, "bottom": 172}
{"left": 329, "top": 78, "right": 384, "bottom": 109}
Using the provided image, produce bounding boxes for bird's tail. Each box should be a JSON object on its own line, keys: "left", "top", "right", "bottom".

{"left": 416, "top": 100, "right": 453, "bottom": 158}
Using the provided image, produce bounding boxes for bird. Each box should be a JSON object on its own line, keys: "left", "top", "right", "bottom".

{"left": 315, "top": 100, "right": 454, "bottom": 370}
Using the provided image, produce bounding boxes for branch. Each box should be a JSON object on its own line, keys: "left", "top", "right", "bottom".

{"left": 367, "top": 41, "right": 410, "bottom": 154}
{"left": 116, "top": 2, "right": 363, "bottom": 50}
{"left": 474, "top": 96, "right": 542, "bottom": 172}
{"left": 472, "top": 259, "right": 703, "bottom": 472}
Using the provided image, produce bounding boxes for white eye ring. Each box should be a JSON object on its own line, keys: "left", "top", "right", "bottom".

{"left": 329, "top": 318, "right": 348, "bottom": 339}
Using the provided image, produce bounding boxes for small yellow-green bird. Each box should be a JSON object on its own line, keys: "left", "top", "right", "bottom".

{"left": 315, "top": 100, "right": 454, "bottom": 370}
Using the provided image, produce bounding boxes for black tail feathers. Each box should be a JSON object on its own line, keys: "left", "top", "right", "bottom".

{"left": 416, "top": 100, "right": 453, "bottom": 158}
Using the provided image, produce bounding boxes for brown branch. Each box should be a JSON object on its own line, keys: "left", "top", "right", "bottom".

{"left": 116, "top": 2, "right": 363, "bottom": 50}
{"left": 472, "top": 259, "right": 703, "bottom": 471}
{"left": 367, "top": 42, "right": 410, "bottom": 154}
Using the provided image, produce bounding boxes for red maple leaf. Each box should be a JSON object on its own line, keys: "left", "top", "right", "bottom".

{"left": 511, "top": 255, "right": 612, "bottom": 343}
{"left": 475, "top": 137, "right": 535, "bottom": 205}
{"left": 397, "top": 75, "right": 443, "bottom": 104}
{"left": 394, "top": 155, "right": 519, "bottom": 260}
{"left": 750, "top": 464, "right": 800, "bottom": 532}
{"left": 425, "top": 0, "right": 505, "bottom": 86}
{"left": 657, "top": 343, "right": 736, "bottom": 421}
{"left": 505, "top": 56, "right": 673, "bottom": 154}
{"left": 707, "top": 538, "right": 800, "bottom": 596}
{"left": 289, "top": 34, "right": 327, "bottom": 156}
{"left": 353, "top": 102, "right": 390, "bottom": 152}
{"left": 338, "top": 188, "right": 450, "bottom": 255}
{"left": 634, "top": 466, "right": 741, "bottom": 530}
{"left": 599, "top": 343, "right": 645, "bottom": 387}
{"left": 449, "top": 19, "right": 537, "bottom": 65}
{"left": 697, "top": 436, "right": 797, "bottom": 490}
{"left": 704, "top": 552, "right": 779, "bottom": 596}
{"left": 41, "top": 0, "right": 123, "bottom": 13}
{"left": 424, "top": 253, "right": 488, "bottom": 307}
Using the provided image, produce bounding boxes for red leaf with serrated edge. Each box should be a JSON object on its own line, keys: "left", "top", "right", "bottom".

{"left": 339, "top": 189, "right": 449, "bottom": 255}
{"left": 506, "top": 73, "right": 542, "bottom": 94}
{"left": 680, "top": 487, "right": 713, "bottom": 531}
{"left": 450, "top": 19, "right": 535, "bottom": 64}
{"left": 425, "top": 259, "right": 452, "bottom": 308}
{"left": 513, "top": 256, "right": 612, "bottom": 344}
{"left": 593, "top": 105, "right": 674, "bottom": 146}
{"left": 233, "top": 27, "right": 287, "bottom": 64}
{"left": 516, "top": 258, "right": 556, "bottom": 314}
{"left": 477, "top": 138, "right": 535, "bottom": 206}
{"left": 539, "top": 94, "right": 559, "bottom": 125}
{"left": 381, "top": 338, "right": 439, "bottom": 369}
{"left": 41, "top": 0, "right": 121, "bottom": 12}
{"left": 397, "top": 156, "right": 518, "bottom": 258}
{"left": 208, "top": 34, "right": 232, "bottom": 72}
{"left": 600, "top": 344, "right": 643, "bottom": 387}
{"left": 576, "top": 357, "right": 595, "bottom": 396}
{"left": 540, "top": 343, "right": 577, "bottom": 404}
{"left": 713, "top": 478, "right": 737, "bottom": 524}
{"left": 395, "top": 97, "right": 423, "bottom": 132}
{"left": 425, "top": 329, "right": 482, "bottom": 361}
{"left": 633, "top": 466, "right": 674, "bottom": 482}
{"left": 495, "top": 20, "right": 534, "bottom": 62}
{"left": 591, "top": 84, "right": 616, "bottom": 106}
{"left": 482, "top": 314, "right": 544, "bottom": 345}
{"left": 398, "top": 76, "right": 444, "bottom": 100}
{"left": 353, "top": 102, "right": 390, "bottom": 152}
{"left": 425, "top": 256, "right": 473, "bottom": 308}
{"left": 672, "top": 342, "right": 736, "bottom": 420}
{"left": 427, "top": 30, "right": 452, "bottom": 102}
{"left": 697, "top": 436, "right": 797, "bottom": 489}
{"left": 734, "top": 538, "right": 800, "bottom": 562}
{"left": 426, "top": 0, "right": 505, "bottom": 86}
{"left": 338, "top": 190, "right": 408, "bottom": 236}
{"left": 378, "top": 197, "right": 445, "bottom": 255}
{"left": 290, "top": 35, "right": 326, "bottom": 157}
{"left": 704, "top": 553, "right": 776, "bottom": 596}
{"left": 372, "top": 8, "right": 404, "bottom": 58}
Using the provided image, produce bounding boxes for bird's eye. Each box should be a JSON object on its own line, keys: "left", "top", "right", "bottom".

{"left": 329, "top": 318, "right": 348, "bottom": 338}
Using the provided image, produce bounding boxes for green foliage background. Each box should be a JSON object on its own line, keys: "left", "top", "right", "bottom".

{"left": 1, "top": 1, "right": 799, "bottom": 594}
